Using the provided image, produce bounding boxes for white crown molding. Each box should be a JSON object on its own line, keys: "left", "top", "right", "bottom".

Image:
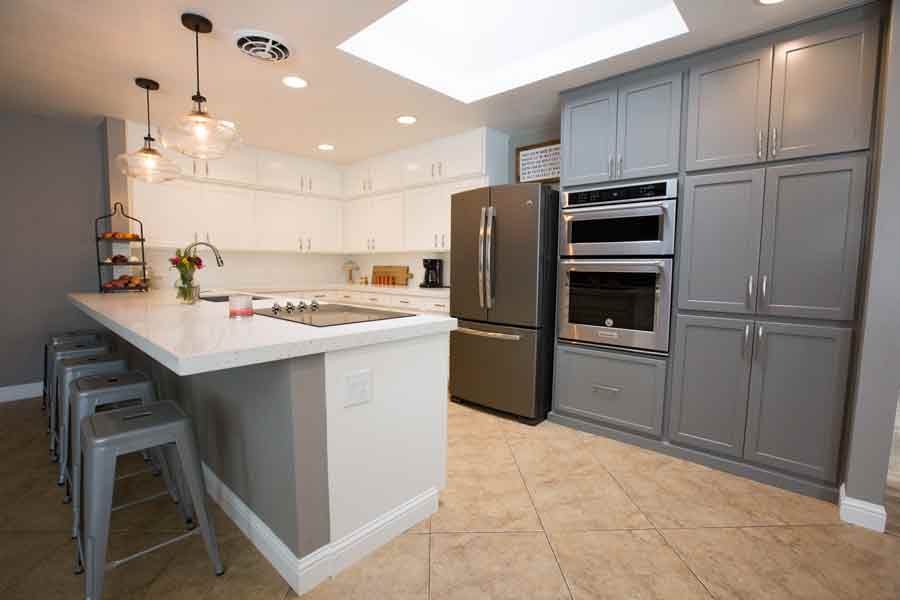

{"left": 839, "top": 483, "right": 887, "bottom": 533}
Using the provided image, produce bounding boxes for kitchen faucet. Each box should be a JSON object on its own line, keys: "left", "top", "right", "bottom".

{"left": 183, "top": 241, "right": 225, "bottom": 267}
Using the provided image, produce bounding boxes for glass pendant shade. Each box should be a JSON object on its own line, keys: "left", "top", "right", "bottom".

{"left": 115, "top": 77, "right": 179, "bottom": 183}
{"left": 116, "top": 145, "right": 180, "bottom": 183}
{"left": 162, "top": 109, "right": 238, "bottom": 160}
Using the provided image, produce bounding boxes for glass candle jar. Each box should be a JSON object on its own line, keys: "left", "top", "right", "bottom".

{"left": 228, "top": 294, "right": 254, "bottom": 319}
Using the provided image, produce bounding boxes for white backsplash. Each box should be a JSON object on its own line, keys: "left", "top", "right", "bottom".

{"left": 144, "top": 248, "right": 451, "bottom": 291}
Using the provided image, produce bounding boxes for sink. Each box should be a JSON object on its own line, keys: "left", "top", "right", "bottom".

{"left": 200, "top": 295, "right": 266, "bottom": 303}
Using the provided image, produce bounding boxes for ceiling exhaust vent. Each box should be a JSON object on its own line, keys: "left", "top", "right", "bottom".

{"left": 234, "top": 30, "right": 291, "bottom": 62}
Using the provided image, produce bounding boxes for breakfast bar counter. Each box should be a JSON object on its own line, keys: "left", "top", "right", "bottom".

{"left": 68, "top": 290, "right": 455, "bottom": 595}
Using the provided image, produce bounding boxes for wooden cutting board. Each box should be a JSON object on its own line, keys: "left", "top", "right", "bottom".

{"left": 371, "top": 265, "right": 413, "bottom": 286}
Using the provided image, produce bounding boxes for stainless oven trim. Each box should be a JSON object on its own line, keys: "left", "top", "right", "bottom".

{"left": 557, "top": 258, "right": 673, "bottom": 353}
{"left": 562, "top": 178, "right": 678, "bottom": 209}
{"left": 560, "top": 198, "right": 676, "bottom": 256}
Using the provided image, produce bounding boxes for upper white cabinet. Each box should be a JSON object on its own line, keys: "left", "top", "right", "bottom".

{"left": 254, "top": 191, "right": 303, "bottom": 252}
{"left": 343, "top": 194, "right": 405, "bottom": 253}
{"left": 257, "top": 149, "right": 342, "bottom": 197}
{"left": 348, "top": 127, "right": 509, "bottom": 196}
{"left": 343, "top": 197, "right": 372, "bottom": 254}
{"left": 129, "top": 179, "right": 201, "bottom": 248}
{"left": 404, "top": 176, "right": 488, "bottom": 251}
{"left": 201, "top": 184, "right": 256, "bottom": 250}
{"left": 299, "top": 196, "right": 343, "bottom": 253}
{"left": 202, "top": 146, "right": 258, "bottom": 185}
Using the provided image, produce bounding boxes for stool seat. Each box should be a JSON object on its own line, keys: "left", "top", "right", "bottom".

{"left": 83, "top": 402, "right": 187, "bottom": 449}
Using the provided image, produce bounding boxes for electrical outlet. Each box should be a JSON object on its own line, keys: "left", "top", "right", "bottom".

{"left": 344, "top": 369, "right": 372, "bottom": 408}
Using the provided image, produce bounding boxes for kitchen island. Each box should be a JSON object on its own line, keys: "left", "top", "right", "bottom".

{"left": 68, "top": 290, "right": 455, "bottom": 595}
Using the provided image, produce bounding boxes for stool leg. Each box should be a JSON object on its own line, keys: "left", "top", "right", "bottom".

{"left": 49, "top": 376, "right": 58, "bottom": 460}
{"left": 71, "top": 399, "right": 91, "bottom": 540}
{"left": 84, "top": 447, "right": 116, "bottom": 600}
{"left": 164, "top": 443, "right": 195, "bottom": 526}
{"left": 58, "top": 376, "right": 72, "bottom": 487}
{"left": 150, "top": 446, "right": 181, "bottom": 505}
{"left": 174, "top": 426, "right": 224, "bottom": 576}
{"left": 42, "top": 344, "right": 48, "bottom": 412}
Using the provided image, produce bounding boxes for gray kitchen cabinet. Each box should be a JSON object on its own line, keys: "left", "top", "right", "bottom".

{"left": 554, "top": 344, "right": 666, "bottom": 437}
{"left": 744, "top": 321, "right": 851, "bottom": 482}
{"left": 678, "top": 169, "right": 765, "bottom": 314}
{"left": 758, "top": 156, "right": 867, "bottom": 321}
{"left": 685, "top": 45, "right": 773, "bottom": 171}
{"left": 669, "top": 315, "right": 753, "bottom": 458}
{"left": 561, "top": 87, "right": 617, "bottom": 187}
{"left": 769, "top": 18, "right": 879, "bottom": 162}
{"left": 616, "top": 73, "right": 682, "bottom": 180}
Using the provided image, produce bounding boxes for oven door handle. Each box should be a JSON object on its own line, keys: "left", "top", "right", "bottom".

{"left": 560, "top": 259, "right": 666, "bottom": 272}
{"left": 562, "top": 201, "right": 669, "bottom": 218}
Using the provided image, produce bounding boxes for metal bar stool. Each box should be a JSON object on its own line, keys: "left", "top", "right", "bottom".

{"left": 48, "top": 341, "right": 110, "bottom": 460}
{"left": 56, "top": 354, "right": 129, "bottom": 489}
{"left": 68, "top": 371, "right": 180, "bottom": 540}
{"left": 43, "top": 330, "right": 104, "bottom": 411}
{"left": 78, "top": 402, "right": 224, "bottom": 599}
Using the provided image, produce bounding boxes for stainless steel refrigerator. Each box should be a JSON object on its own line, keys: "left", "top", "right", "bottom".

{"left": 450, "top": 183, "right": 559, "bottom": 422}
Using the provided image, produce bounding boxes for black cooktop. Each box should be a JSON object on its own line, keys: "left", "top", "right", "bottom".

{"left": 254, "top": 303, "right": 415, "bottom": 327}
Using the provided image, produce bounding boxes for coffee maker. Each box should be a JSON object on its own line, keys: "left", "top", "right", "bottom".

{"left": 421, "top": 259, "right": 443, "bottom": 288}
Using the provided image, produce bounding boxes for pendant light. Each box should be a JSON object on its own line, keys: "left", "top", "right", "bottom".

{"left": 163, "top": 13, "right": 238, "bottom": 159}
{"left": 115, "top": 78, "right": 180, "bottom": 183}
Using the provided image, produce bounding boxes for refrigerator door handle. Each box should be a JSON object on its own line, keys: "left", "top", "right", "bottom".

{"left": 456, "top": 327, "right": 521, "bottom": 342}
{"left": 485, "top": 206, "right": 495, "bottom": 309}
{"left": 478, "top": 207, "right": 487, "bottom": 309}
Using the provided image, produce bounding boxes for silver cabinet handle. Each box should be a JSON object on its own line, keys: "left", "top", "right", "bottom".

{"left": 300, "top": 176, "right": 305, "bottom": 192}
{"left": 431, "top": 163, "right": 435, "bottom": 178}
{"left": 478, "top": 207, "right": 486, "bottom": 309}
{"left": 617, "top": 155, "right": 623, "bottom": 178}
{"left": 192, "top": 160, "right": 197, "bottom": 177}
{"left": 771, "top": 127, "right": 778, "bottom": 157}
{"left": 306, "top": 238, "right": 311, "bottom": 251}
{"left": 438, "top": 161, "right": 443, "bottom": 177}
{"left": 592, "top": 384, "right": 621, "bottom": 395}
{"left": 457, "top": 327, "right": 520, "bottom": 342}
{"left": 299, "top": 236, "right": 303, "bottom": 252}
{"left": 371, "top": 237, "right": 375, "bottom": 251}
{"left": 485, "top": 206, "right": 495, "bottom": 309}
{"left": 608, "top": 155, "right": 613, "bottom": 177}
{"left": 309, "top": 178, "right": 313, "bottom": 192}
{"left": 760, "top": 275, "right": 768, "bottom": 305}
{"left": 757, "top": 129, "right": 763, "bottom": 160}
{"left": 441, "top": 233, "right": 446, "bottom": 248}
{"left": 756, "top": 325, "right": 765, "bottom": 360}
{"left": 205, "top": 161, "right": 209, "bottom": 177}
{"left": 742, "top": 323, "right": 752, "bottom": 359}
{"left": 434, "top": 233, "right": 438, "bottom": 248}
{"left": 746, "top": 275, "right": 754, "bottom": 308}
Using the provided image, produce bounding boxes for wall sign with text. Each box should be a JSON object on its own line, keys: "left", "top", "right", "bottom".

{"left": 516, "top": 140, "right": 560, "bottom": 183}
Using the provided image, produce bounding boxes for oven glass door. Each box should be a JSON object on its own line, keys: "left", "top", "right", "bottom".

{"left": 560, "top": 199, "right": 676, "bottom": 256}
{"left": 558, "top": 259, "right": 672, "bottom": 352}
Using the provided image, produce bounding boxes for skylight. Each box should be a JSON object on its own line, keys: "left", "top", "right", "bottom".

{"left": 337, "top": 0, "right": 689, "bottom": 104}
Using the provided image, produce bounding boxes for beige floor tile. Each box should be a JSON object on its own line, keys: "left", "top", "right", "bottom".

{"left": 447, "top": 403, "right": 506, "bottom": 440}
{"left": 885, "top": 483, "right": 900, "bottom": 537}
{"left": 589, "top": 434, "right": 683, "bottom": 472}
{"left": 526, "top": 469, "right": 653, "bottom": 533}
{"left": 405, "top": 516, "right": 431, "bottom": 534}
{"left": 551, "top": 529, "right": 712, "bottom": 599}
{"left": 664, "top": 525, "right": 900, "bottom": 600}
{"left": 446, "top": 435, "right": 518, "bottom": 475}
{"left": 431, "top": 470, "right": 542, "bottom": 532}
{"left": 508, "top": 436, "right": 599, "bottom": 480}
{"left": 294, "top": 534, "right": 428, "bottom": 600}
{"left": 430, "top": 533, "right": 570, "bottom": 600}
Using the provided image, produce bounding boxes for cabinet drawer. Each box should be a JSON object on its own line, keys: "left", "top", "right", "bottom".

{"left": 423, "top": 299, "right": 449, "bottom": 313}
{"left": 554, "top": 344, "right": 666, "bottom": 436}
{"left": 391, "top": 296, "right": 423, "bottom": 310}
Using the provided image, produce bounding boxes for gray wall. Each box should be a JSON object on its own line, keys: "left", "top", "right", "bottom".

{"left": 844, "top": 0, "right": 900, "bottom": 506}
{"left": 0, "top": 111, "right": 107, "bottom": 387}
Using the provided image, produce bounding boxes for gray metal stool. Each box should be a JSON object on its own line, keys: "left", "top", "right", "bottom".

{"left": 69, "top": 372, "right": 177, "bottom": 540}
{"left": 56, "top": 354, "right": 129, "bottom": 488}
{"left": 43, "top": 330, "right": 104, "bottom": 411}
{"left": 78, "top": 402, "right": 224, "bottom": 599}
{"left": 48, "top": 341, "right": 110, "bottom": 459}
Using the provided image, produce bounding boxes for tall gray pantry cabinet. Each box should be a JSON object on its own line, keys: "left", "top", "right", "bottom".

{"left": 556, "top": 5, "right": 881, "bottom": 498}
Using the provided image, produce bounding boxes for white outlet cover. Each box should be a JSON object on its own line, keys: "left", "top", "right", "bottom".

{"left": 344, "top": 369, "right": 373, "bottom": 408}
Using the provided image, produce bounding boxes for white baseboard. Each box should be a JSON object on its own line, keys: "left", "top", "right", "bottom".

{"left": 0, "top": 381, "right": 42, "bottom": 403}
{"left": 839, "top": 483, "right": 887, "bottom": 533}
{"left": 202, "top": 463, "right": 437, "bottom": 596}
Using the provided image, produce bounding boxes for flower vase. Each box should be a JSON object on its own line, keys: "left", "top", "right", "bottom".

{"left": 177, "top": 279, "right": 200, "bottom": 304}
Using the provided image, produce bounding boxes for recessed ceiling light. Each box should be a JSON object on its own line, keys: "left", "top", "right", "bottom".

{"left": 338, "top": 0, "right": 689, "bottom": 104}
{"left": 317, "top": 143, "right": 335, "bottom": 151}
{"left": 396, "top": 115, "right": 417, "bottom": 125}
{"left": 755, "top": 0, "right": 784, "bottom": 4}
{"left": 282, "top": 75, "right": 308, "bottom": 88}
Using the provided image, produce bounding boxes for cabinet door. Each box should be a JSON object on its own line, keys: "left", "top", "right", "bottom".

{"left": 370, "top": 193, "right": 405, "bottom": 252}
{"left": 253, "top": 191, "right": 301, "bottom": 252}
{"left": 437, "top": 129, "right": 485, "bottom": 179}
{"left": 561, "top": 87, "right": 617, "bottom": 186}
{"left": 202, "top": 184, "right": 256, "bottom": 250}
{"left": 204, "top": 146, "right": 258, "bottom": 185}
{"left": 301, "top": 197, "right": 342, "bottom": 253}
{"left": 343, "top": 197, "right": 371, "bottom": 253}
{"left": 685, "top": 46, "right": 773, "bottom": 171}
{"left": 669, "top": 315, "right": 753, "bottom": 457}
{"left": 369, "top": 151, "right": 404, "bottom": 193}
{"left": 555, "top": 344, "right": 666, "bottom": 436}
{"left": 745, "top": 321, "right": 851, "bottom": 482}
{"left": 403, "top": 186, "right": 443, "bottom": 251}
{"left": 616, "top": 72, "right": 682, "bottom": 180}
{"left": 769, "top": 18, "right": 879, "bottom": 161}
{"left": 678, "top": 169, "right": 765, "bottom": 314}
{"left": 130, "top": 179, "right": 201, "bottom": 248}
{"left": 257, "top": 149, "right": 301, "bottom": 192}
{"left": 758, "top": 156, "right": 867, "bottom": 320}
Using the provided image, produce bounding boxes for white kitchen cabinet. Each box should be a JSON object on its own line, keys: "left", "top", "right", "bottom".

{"left": 303, "top": 160, "right": 343, "bottom": 197}
{"left": 299, "top": 196, "right": 343, "bottom": 253}
{"left": 254, "top": 191, "right": 302, "bottom": 252}
{"left": 403, "top": 176, "right": 486, "bottom": 251}
{"left": 370, "top": 193, "right": 405, "bottom": 252}
{"left": 343, "top": 196, "right": 372, "bottom": 253}
{"left": 203, "top": 145, "right": 258, "bottom": 185}
{"left": 257, "top": 149, "right": 301, "bottom": 191}
{"left": 439, "top": 129, "right": 486, "bottom": 179}
{"left": 130, "top": 179, "right": 202, "bottom": 248}
{"left": 200, "top": 184, "right": 256, "bottom": 250}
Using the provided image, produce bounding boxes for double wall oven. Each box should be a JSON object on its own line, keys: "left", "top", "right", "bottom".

{"left": 558, "top": 179, "right": 677, "bottom": 353}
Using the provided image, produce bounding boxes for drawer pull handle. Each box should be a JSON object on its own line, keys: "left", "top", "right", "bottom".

{"left": 457, "top": 327, "right": 520, "bottom": 342}
{"left": 592, "top": 384, "right": 621, "bottom": 395}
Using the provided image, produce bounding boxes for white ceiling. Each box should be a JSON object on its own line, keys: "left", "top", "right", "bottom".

{"left": 0, "top": 0, "right": 867, "bottom": 164}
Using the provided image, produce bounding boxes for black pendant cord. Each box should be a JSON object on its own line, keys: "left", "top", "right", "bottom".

{"left": 192, "top": 28, "right": 206, "bottom": 111}
{"left": 144, "top": 87, "right": 153, "bottom": 145}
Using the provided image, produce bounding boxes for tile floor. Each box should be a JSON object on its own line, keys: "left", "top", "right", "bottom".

{"left": 4, "top": 396, "right": 900, "bottom": 599}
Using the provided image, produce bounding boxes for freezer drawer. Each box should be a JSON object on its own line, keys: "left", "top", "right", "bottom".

{"left": 450, "top": 321, "right": 543, "bottom": 419}
{"left": 554, "top": 343, "right": 666, "bottom": 436}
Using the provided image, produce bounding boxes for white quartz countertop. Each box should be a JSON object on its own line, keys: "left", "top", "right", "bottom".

{"left": 69, "top": 290, "right": 457, "bottom": 376}
{"left": 239, "top": 283, "right": 450, "bottom": 299}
